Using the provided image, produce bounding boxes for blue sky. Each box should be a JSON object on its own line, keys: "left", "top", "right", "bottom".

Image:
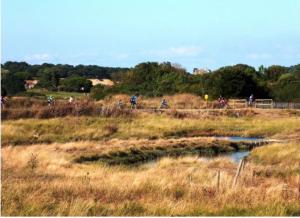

{"left": 2, "top": 0, "right": 300, "bottom": 72}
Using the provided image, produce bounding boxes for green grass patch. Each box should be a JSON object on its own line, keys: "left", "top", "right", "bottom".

{"left": 2, "top": 114, "right": 300, "bottom": 145}
{"left": 19, "top": 89, "right": 86, "bottom": 99}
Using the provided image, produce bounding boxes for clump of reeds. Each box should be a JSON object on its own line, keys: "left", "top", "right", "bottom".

{"left": 165, "top": 109, "right": 189, "bottom": 119}
{"left": 2, "top": 142, "right": 300, "bottom": 216}
{"left": 1, "top": 101, "right": 134, "bottom": 120}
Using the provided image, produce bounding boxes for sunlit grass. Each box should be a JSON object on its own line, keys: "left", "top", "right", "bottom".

{"left": 2, "top": 111, "right": 300, "bottom": 215}
{"left": 2, "top": 114, "right": 300, "bottom": 145}
{"left": 250, "top": 142, "right": 300, "bottom": 167}
{"left": 23, "top": 88, "right": 86, "bottom": 99}
{"left": 2, "top": 142, "right": 300, "bottom": 216}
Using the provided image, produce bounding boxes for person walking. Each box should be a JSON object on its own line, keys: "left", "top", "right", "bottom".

{"left": 117, "top": 99, "right": 123, "bottom": 109}
{"left": 248, "top": 94, "right": 255, "bottom": 107}
{"left": 1, "top": 96, "right": 7, "bottom": 109}
{"left": 130, "top": 94, "right": 138, "bottom": 109}
{"left": 160, "top": 98, "right": 168, "bottom": 109}
{"left": 47, "top": 96, "right": 54, "bottom": 106}
{"left": 69, "top": 96, "right": 74, "bottom": 104}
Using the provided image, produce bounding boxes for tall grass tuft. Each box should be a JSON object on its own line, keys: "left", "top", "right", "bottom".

{"left": 2, "top": 101, "right": 134, "bottom": 120}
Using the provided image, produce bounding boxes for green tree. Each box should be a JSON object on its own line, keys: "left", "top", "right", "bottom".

{"left": 2, "top": 61, "right": 29, "bottom": 73}
{"left": 270, "top": 65, "right": 300, "bottom": 101}
{"left": 115, "top": 62, "right": 190, "bottom": 97}
{"left": 210, "top": 64, "right": 269, "bottom": 99}
{"left": 90, "top": 84, "right": 110, "bottom": 100}
{"left": 265, "top": 65, "right": 288, "bottom": 81}
{"left": 37, "top": 68, "right": 60, "bottom": 91}
{"left": 258, "top": 65, "right": 266, "bottom": 75}
{"left": 59, "top": 76, "right": 92, "bottom": 92}
{"left": 15, "top": 71, "right": 32, "bottom": 80}
{"left": 1, "top": 72, "right": 25, "bottom": 95}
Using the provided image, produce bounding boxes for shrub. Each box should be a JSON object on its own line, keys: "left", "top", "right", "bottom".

{"left": 120, "top": 202, "right": 145, "bottom": 216}
{"left": 59, "top": 76, "right": 92, "bottom": 92}
{"left": 104, "top": 124, "right": 118, "bottom": 136}
{"left": 166, "top": 109, "right": 189, "bottom": 119}
{"left": 173, "top": 187, "right": 185, "bottom": 200}
{"left": 90, "top": 84, "right": 110, "bottom": 100}
{"left": 1, "top": 72, "right": 25, "bottom": 95}
{"left": 27, "top": 153, "right": 38, "bottom": 172}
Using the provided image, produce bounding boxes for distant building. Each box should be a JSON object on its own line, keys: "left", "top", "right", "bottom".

{"left": 193, "top": 68, "right": 211, "bottom": 75}
{"left": 25, "top": 80, "right": 38, "bottom": 89}
{"left": 88, "top": 79, "right": 114, "bottom": 87}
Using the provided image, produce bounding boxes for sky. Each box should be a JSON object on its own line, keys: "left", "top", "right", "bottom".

{"left": 1, "top": 0, "right": 300, "bottom": 72}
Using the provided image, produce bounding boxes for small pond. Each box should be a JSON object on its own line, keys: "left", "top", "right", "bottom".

{"left": 214, "top": 136, "right": 265, "bottom": 143}
{"left": 76, "top": 136, "right": 268, "bottom": 166}
{"left": 215, "top": 150, "right": 250, "bottom": 163}
{"left": 141, "top": 136, "right": 267, "bottom": 167}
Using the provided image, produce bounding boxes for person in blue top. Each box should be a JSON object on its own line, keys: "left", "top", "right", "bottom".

{"left": 248, "top": 94, "right": 255, "bottom": 107}
{"left": 130, "top": 94, "right": 138, "bottom": 109}
{"left": 47, "top": 96, "right": 54, "bottom": 106}
{"left": 160, "top": 98, "right": 168, "bottom": 109}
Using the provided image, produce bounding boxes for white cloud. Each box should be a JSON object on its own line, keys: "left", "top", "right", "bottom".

{"left": 70, "top": 52, "right": 98, "bottom": 59}
{"left": 145, "top": 46, "right": 203, "bottom": 57}
{"left": 23, "top": 53, "right": 54, "bottom": 63}
{"left": 112, "top": 53, "right": 130, "bottom": 59}
{"left": 168, "top": 46, "right": 202, "bottom": 56}
{"left": 247, "top": 53, "right": 272, "bottom": 60}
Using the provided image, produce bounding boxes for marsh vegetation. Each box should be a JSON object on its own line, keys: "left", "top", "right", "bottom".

{"left": 1, "top": 105, "right": 300, "bottom": 216}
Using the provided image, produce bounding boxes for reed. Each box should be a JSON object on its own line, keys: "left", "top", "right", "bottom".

{"left": 2, "top": 142, "right": 300, "bottom": 216}
{"left": 2, "top": 113, "right": 300, "bottom": 145}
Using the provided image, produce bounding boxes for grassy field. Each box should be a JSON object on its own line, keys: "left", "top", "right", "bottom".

{"left": 18, "top": 88, "right": 87, "bottom": 99}
{"left": 2, "top": 112, "right": 300, "bottom": 145}
{"left": 2, "top": 141, "right": 300, "bottom": 216}
{"left": 1, "top": 108, "right": 300, "bottom": 216}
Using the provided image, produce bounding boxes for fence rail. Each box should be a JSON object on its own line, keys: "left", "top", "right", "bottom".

{"left": 273, "top": 102, "right": 300, "bottom": 109}
{"left": 255, "top": 99, "right": 274, "bottom": 109}
{"left": 228, "top": 99, "right": 247, "bottom": 108}
{"left": 228, "top": 99, "right": 300, "bottom": 109}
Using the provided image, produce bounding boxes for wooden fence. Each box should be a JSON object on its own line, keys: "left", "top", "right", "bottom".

{"left": 228, "top": 99, "right": 300, "bottom": 109}
{"left": 273, "top": 102, "right": 300, "bottom": 109}
{"left": 255, "top": 99, "right": 274, "bottom": 109}
{"left": 228, "top": 99, "right": 247, "bottom": 108}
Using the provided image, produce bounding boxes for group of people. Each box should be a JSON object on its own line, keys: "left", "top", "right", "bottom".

{"left": 130, "top": 95, "right": 169, "bottom": 109}
{"left": 116, "top": 95, "right": 169, "bottom": 109}
{"left": 1, "top": 96, "right": 7, "bottom": 109}
{"left": 127, "top": 94, "right": 255, "bottom": 109}
{"left": 47, "top": 95, "right": 74, "bottom": 106}
{"left": 217, "top": 96, "right": 228, "bottom": 108}
{"left": 217, "top": 94, "right": 255, "bottom": 108}
{"left": 1, "top": 93, "right": 256, "bottom": 110}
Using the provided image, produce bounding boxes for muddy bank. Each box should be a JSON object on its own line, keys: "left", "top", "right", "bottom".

{"left": 74, "top": 138, "right": 269, "bottom": 165}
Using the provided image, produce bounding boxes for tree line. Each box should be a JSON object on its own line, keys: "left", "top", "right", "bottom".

{"left": 1, "top": 61, "right": 300, "bottom": 102}
{"left": 1, "top": 61, "right": 129, "bottom": 95}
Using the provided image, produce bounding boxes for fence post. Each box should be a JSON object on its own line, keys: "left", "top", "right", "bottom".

{"left": 298, "top": 175, "right": 300, "bottom": 200}
{"left": 216, "top": 170, "right": 221, "bottom": 192}
{"left": 232, "top": 158, "right": 245, "bottom": 188}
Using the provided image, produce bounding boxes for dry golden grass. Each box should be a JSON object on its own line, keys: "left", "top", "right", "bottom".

{"left": 100, "top": 93, "right": 206, "bottom": 109}
{"left": 1, "top": 142, "right": 300, "bottom": 216}
{"left": 2, "top": 112, "right": 300, "bottom": 145}
{"left": 249, "top": 143, "right": 300, "bottom": 179}
{"left": 2, "top": 108, "right": 300, "bottom": 215}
